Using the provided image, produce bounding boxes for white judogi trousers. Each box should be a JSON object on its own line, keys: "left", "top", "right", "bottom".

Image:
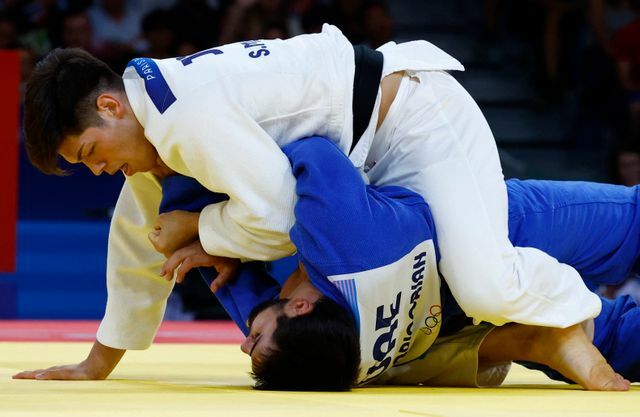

{"left": 364, "top": 71, "right": 601, "bottom": 326}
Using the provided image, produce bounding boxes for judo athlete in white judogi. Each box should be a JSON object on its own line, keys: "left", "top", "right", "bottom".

{"left": 158, "top": 137, "right": 638, "bottom": 391}
{"left": 21, "top": 25, "right": 600, "bottom": 380}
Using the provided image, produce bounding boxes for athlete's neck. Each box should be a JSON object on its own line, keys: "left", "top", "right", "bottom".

{"left": 150, "top": 156, "right": 175, "bottom": 179}
{"left": 280, "top": 263, "right": 322, "bottom": 302}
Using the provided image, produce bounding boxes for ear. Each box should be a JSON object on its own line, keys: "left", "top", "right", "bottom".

{"left": 284, "top": 298, "right": 315, "bottom": 317}
{"left": 95, "top": 93, "right": 123, "bottom": 119}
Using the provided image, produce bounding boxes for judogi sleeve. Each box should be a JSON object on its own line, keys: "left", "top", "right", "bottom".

{"left": 96, "top": 173, "right": 171, "bottom": 350}
{"left": 157, "top": 91, "right": 297, "bottom": 261}
{"left": 284, "top": 136, "right": 437, "bottom": 292}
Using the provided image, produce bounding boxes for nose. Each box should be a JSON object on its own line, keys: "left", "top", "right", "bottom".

{"left": 87, "top": 161, "right": 107, "bottom": 176}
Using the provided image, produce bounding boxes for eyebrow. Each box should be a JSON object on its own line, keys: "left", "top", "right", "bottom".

{"left": 76, "top": 143, "right": 85, "bottom": 163}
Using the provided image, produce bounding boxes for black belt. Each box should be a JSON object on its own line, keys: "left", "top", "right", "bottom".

{"left": 351, "top": 45, "right": 384, "bottom": 153}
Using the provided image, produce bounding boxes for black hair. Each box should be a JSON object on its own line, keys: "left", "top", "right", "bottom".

{"left": 250, "top": 296, "right": 360, "bottom": 391}
{"left": 23, "top": 48, "right": 124, "bottom": 175}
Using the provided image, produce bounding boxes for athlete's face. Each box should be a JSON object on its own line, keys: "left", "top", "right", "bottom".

{"left": 58, "top": 92, "right": 159, "bottom": 177}
{"left": 240, "top": 299, "right": 286, "bottom": 365}
{"left": 240, "top": 297, "right": 315, "bottom": 367}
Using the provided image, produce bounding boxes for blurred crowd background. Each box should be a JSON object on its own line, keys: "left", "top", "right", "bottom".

{"left": 2, "top": 0, "right": 640, "bottom": 319}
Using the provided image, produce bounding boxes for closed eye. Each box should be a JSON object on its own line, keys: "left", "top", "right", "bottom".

{"left": 76, "top": 143, "right": 94, "bottom": 163}
{"left": 249, "top": 334, "right": 261, "bottom": 357}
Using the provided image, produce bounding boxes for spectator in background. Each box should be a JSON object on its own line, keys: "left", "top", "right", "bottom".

{"left": 18, "top": 48, "right": 36, "bottom": 101}
{"left": 262, "top": 19, "right": 290, "bottom": 39}
{"left": 611, "top": 12, "right": 640, "bottom": 145}
{"left": 218, "top": 0, "right": 393, "bottom": 45}
{"left": 582, "top": 0, "right": 639, "bottom": 99}
{"left": 588, "top": 0, "right": 639, "bottom": 57}
{"left": 12, "top": 0, "right": 63, "bottom": 57}
{"left": 170, "top": 0, "right": 220, "bottom": 54}
{"left": 57, "top": 9, "right": 98, "bottom": 53}
{"left": 567, "top": 0, "right": 638, "bottom": 147}
{"left": 326, "top": 0, "right": 365, "bottom": 43}
{"left": 288, "top": 0, "right": 317, "bottom": 36}
{"left": 301, "top": 3, "right": 332, "bottom": 34}
{"left": 137, "top": 0, "right": 178, "bottom": 17}
{"left": 219, "top": 0, "right": 289, "bottom": 43}
{"left": 0, "top": 11, "right": 20, "bottom": 49}
{"left": 539, "top": 0, "right": 586, "bottom": 100}
{"left": 88, "top": 0, "right": 143, "bottom": 70}
{"left": 0, "top": 9, "right": 36, "bottom": 104}
{"left": 361, "top": 1, "right": 393, "bottom": 49}
{"left": 139, "top": 8, "right": 176, "bottom": 58}
{"left": 611, "top": 141, "right": 640, "bottom": 184}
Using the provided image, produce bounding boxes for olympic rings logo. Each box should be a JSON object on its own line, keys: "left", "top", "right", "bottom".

{"left": 421, "top": 304, "right": 442, "bottom": 335}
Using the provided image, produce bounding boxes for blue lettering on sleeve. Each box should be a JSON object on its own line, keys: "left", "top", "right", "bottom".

{"left": 176, "top": 48, "right": 223, "bottom": 66}
{"left": 127, "top": 57, "right": 177, "bottom": 114}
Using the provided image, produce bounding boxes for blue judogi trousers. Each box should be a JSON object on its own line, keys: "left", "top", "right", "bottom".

{"left": 507, "top": 179, "right": 640, "bottom": 382}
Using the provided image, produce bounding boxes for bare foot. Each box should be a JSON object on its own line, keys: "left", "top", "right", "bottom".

{"left": 530, "top": 324, "right": 630, "bottom": 391}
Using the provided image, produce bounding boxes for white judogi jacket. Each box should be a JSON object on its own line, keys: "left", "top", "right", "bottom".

{"left": 98, "top": 25, "right": 464, "bottom": 349}
{"left": 98, "top": 24, "right": 602, "bottom": 350}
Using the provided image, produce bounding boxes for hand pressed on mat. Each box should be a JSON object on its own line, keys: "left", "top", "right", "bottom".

{"left": 12, "top": 341, "right": 125, "bottom": 381}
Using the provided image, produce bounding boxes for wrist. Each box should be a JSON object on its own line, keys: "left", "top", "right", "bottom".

{"left": 85, "top": 341, "right": 126, "bottom": 379}
{"left": 79, "top": 358, "right": 110, "bottom": 379}
{"left": 191, "top": 212, "right": 201, "bottom": 239}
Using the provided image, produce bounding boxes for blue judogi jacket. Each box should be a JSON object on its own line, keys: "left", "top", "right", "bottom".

{"left": 161, "top": 137, "right": 640, "bottom": 384}
{"left": 162, "top": 137, "right": 444, "bottom": 384}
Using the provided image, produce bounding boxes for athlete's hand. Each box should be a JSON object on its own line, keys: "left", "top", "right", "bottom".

{"left": 13, "top": 363, "right": 107, "bottom": 380}
{"left": 162, "top": 240, "right": 240, "bottom": 292}
{"left": 13, "top": 341, "right": 125, "bottom": 381}
{"left": 148, "top": 210, "right": 200, "bottom": 257}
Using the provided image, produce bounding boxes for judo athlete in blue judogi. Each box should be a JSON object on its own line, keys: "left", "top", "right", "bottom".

{"left": 159, "top": 137, "right": 640, "bottom": 391}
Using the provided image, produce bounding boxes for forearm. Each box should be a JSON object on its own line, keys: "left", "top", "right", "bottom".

{"left": 97, "top": 176, "right": 173, "bottom": 350}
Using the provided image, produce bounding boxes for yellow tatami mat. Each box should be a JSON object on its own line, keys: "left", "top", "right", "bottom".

{"left": 1, "top": 342, "right": 638, "bottom": 417}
